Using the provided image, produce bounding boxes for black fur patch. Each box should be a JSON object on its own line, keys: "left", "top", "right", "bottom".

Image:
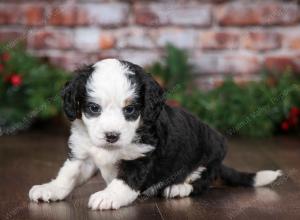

{"left": 61, "top": 65, "right": 94, "bottom": 121}
{"left": 116, "top": 61, "right": 256, "bottom": 195}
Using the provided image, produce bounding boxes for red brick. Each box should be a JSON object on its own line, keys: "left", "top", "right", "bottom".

{"left": 193, "top": 53, "right": 261, "bottom": 75}
{"left": 117, "top": 28, "right": 155, "bottom": 49}
{"left": 134, "top": 2, "right": 212, "bottom": 27}
{"left": 265, "top": 55, "right": 300, "bottom": 72}
{"left": 200, "top": 31, "right": 239, "bottom": 50}
{"left": 48, "top": 53, "right": 82, "bottom": 71}
{"left": 49, "top": 6, "right": 88, "bottom": 26}
{"left": 76, "top": 7, "right": 89, "bottom": 26}
{"left": 134, "top": 8, "right": 159, "bottom": 26}
{"left": 81, "top": 3, "right": 129, "bottom": 27}
{"left": 74, "top": 28, "right": 100, "bottom": 52}
{"left": 99, "top": 33, "right": 116, "bottom": 50}
{"left": 49, "top": 7, "right": 75, "bottom": 26}
{"left": 118, "top": 50, "right": 160, "bottom": 67}
{"left": 155, "top": 28, "right": 196, "bottom": 48}
{"left": 0, "top": 4, "right": 21, "bottom": 24}
{"left": 0, "top": 30, "right": 23, "bottom": 43}
{"left": 49, "top": 3, "right": 129, "bottom": 27}
{"left": 95, "top": 50, "right": 119, "bottom": 62}
{"left": 289, "top": 38, "right": 300, "bottom": 50}
{"left": 241, "top": 32, "right": 281, "bottom": 51}
{"left": 23, "top": 5, "right": 45, "bottom": 26}
{"left": 28, "top": 30, "right": 73, "bottom": 49}
{"left": 284, "top": 32, "right": 300, "bottom": 50}
{"left": 51, "top": 54, "right": 81, "bottom": 71}
{"left": 216, "top": 2, "right": 299, "bottom": 26}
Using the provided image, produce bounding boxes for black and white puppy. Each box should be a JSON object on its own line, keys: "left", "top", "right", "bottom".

{"left": 29, "top": 59, "right": 282, "bottom": 210}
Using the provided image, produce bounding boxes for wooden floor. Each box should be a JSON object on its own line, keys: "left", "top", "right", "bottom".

{"left": 0, "top": 131, "right": 300, "bottom": 220}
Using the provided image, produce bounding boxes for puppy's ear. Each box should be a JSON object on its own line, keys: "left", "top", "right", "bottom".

{"left": 142, "top": 73, "right": 165, "bottom": 123}
{"left": 61, "top": 65, "right": 94, "bottom": 121}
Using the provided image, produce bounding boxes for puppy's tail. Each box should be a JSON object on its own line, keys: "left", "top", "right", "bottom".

{"left": 220, "top": 165, "right": 282, "bottom": 187}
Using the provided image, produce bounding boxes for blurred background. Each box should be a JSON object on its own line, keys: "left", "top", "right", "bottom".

{"left": 0, "top": 1, "right": 300, "bottom": 219}
{"left": 0, "top": 0, "right": 300, "bottom": 137}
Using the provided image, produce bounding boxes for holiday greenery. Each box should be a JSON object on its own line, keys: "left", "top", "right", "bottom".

{"left": 148, "top": 44, "right": 300, "bottom": 137}
{"left": 0, "top": 45, "right": 70, "bottom": 135}
{"left": 148, "top": 44, "right": 192, "bottom": 91}
{"left": 0, "top": 44, "right": 299, "bottom": 137}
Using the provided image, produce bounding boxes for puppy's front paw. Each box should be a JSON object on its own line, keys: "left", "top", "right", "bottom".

{"left": 88, "top": 190, "right": 123, "bottom": 210}
{"left": 29, "top": 182, "right": 70, "bottom": 202}
{"left": 88, "top": 179, "right": 139, "bottom": 210}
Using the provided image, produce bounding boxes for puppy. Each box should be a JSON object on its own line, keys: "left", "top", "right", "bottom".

{"left": 29, "top": 59, "right": 282, "bottom": 210}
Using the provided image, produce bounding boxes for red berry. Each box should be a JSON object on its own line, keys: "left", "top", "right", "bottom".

{"left": 10, "top": 74, "right": 22, "bottom": 87}
{"left": 0, "top": 64, "right": 3, "bottom": 72}
{"left": 290, "top": 107, "right": 300, "bottom": 117}
{"left": 281, "top": 121, "right": 289, "bottom": 131}
{"left": 2, "top": 53, "right": 10, "bottom": 62}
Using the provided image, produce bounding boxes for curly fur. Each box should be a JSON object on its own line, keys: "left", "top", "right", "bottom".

{"left": 29, "top": 59, "right": 282, "bottom": 210}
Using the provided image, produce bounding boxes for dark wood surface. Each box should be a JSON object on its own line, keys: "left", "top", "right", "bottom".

{"left": 0, "top": 131, "right": 300, "bottom": 220}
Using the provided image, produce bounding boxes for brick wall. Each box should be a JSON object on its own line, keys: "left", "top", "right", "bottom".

{"left": 0, "top": 0, "right": 300, "bottom": 89}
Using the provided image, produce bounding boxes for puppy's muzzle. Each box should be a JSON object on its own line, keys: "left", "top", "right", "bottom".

{"left": 105, "top": 132, "right": 120, "bottom": 143}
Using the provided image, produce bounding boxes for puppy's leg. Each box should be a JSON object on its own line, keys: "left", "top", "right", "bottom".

{"left": 88, "top": 179, "right": 139, "bottom": 210}
{"left": 29, "top": 159, "right": 96, "bottom": 202}
{"left": 88, "top": 155, "right": 154, "bottom": 210}
{"left": 163, "top": 166, "right": 206, "bottom": 198}
{"left": 163, "top": 183, "right": 193, "bottom": 198}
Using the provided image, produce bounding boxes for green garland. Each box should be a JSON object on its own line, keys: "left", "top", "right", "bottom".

{"left": 0, "top": 45, "right": 70, "bottom": 135}
{"left": 148, "top": 44, "right": 300, "bottom": 137}
{"left": 1, "top": 44, "right": 299, "bottom": 137}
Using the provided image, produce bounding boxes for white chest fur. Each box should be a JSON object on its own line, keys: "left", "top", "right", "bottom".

{"left": 87, "top": 144, "right": 155, "bottom": 185}
{"left": 89, "top": 147, "right": 120, "bottom": 184}
{"left": 69, "top": 120, "right": 154, "bottom": 185}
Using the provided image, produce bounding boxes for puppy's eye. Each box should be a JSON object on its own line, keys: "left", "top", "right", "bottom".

{"left": 87, "top": 103, "right": 101, "bottom": 114}
{"left": 123, "top": 105, "right": 135, "bottom": 115}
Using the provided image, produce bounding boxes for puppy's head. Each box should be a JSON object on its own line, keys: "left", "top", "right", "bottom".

{"left": 61, "top": 59, "right": 164, "bottom": 148}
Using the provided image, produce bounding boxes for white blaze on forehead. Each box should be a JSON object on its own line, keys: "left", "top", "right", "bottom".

{"left": 87, "top": 59, "right": 135, "bottom": 106}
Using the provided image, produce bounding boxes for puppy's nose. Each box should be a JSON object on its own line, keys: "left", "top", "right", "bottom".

{"left": 105, "top": 132, "right": 120, "bottom": 143}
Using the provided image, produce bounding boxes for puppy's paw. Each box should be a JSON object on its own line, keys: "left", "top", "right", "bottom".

{"left": 163, "top": 183, "right": 193, "bottom": 198}
{"left": 88, "top": 179, "right": 139, "bottom": 210}
{"left": 88, "top": 190, "right": 122, "bottom": 210}
{"left": 29, "top": 182, "right": 70, "bottom": 202}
